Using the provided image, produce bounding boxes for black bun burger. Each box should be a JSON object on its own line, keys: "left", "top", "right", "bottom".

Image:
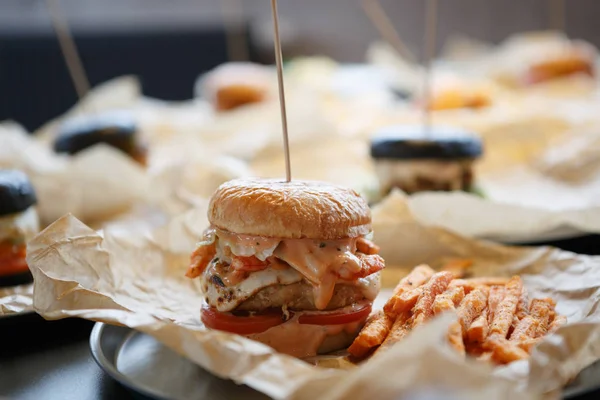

{"left": 186, "top": 178, "right": 384, "bottom": 358}
{"left": 0, "top": 170, "right": 39, "bottom": 287}
{"left": 53, "top": 111, "right": 147, "bottom": 166}
{"left": 370, "top": 125, "right": 483, "bottom": 195}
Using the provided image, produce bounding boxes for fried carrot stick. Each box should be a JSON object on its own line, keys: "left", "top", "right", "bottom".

{"left": 432, "top": 286, "right": 465, "bottom": 315}
{"left": 510, "top": 288, "right": 529, "bottom": 337}
{"left": 467, "top": 309, "right": 489, "bottom": 344}
{"left": 448, "top": 279, "right": 475, "bottom": 294}
{"left": 517, "top": 312, "right": 566, "bottom": 354}
{"left": 431, "top": 286, "right": 466, "bottom": 355}
{"left": 487, "top": 285, "right": 505, "bottom": 323}
{"left": 412, "top": 271, "right": 454, "bottom": 327}
{"left": 489, "top": 338, "right": 530, "bottom": 364}
{"left": 509, "top": 316, "right": 541, "bottom": 342}
{"left": 383, "top": 265, "right": 435, "bottom": 317}
{"left": 376, "top": 312, "right": 412, "bottom": 353}
{"left": 456, "top": 287, "right": 489, "bottom": 334}
{"left": 515, "top": 287, "right": 530, "bottom": 321}
{"left": 449, "top": 277, "right": 508, "bottom": 294}
{"left": 548, "top": 314, "right": 567, "bottom": 333}
{"left": 447, "top": 321, "right": 466, "bottom": 356}
{"left": 347, "top": 311, "right": 394, "bottom": 358}
{"left": 488, "top": 276, "right": 523, "bottom": 341}
{"left": 517, "top": 338, "right": 539, "bottom": 353}
{"left": 529, "top": 298, "right": 556, "bottom": 337}
{"left": 391, "top": 287, "right": 423, "bottom": 314}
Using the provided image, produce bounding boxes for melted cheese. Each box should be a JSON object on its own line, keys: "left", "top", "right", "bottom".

{"left": 274, "top": 239, "right": 362, "bottom": 310}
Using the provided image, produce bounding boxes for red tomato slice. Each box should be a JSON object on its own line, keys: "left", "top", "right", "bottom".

{"left": 0, "top": 256, "right": 29, "bottom": 277}
{"left": 201, "top": 306, "right": 285, "bottom": 335}
{"left": 298, "top": 303, "right": 372, "bottom": 325}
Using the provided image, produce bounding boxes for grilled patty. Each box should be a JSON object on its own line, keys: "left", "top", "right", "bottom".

{"left": 235, "top": 281, "right": 366, "bottom": 311}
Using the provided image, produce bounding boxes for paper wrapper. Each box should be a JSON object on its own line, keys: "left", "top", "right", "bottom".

{"left": 0, "top": 284, "right": 33, "bottom": 316}
{"left": 365, "top": 40, "right": 600, "bottom": 241}
{"left": 0, "top": 122, "right": 150, "bottom": 226}
{"left": 33, "top": 76, "right": 142, "bottom": 141}
{"left": 27, "top": 192, "right": 600, "bottom": 399}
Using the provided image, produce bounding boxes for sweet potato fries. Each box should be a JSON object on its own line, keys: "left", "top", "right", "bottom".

{"left": 348, "top": 265, "right": 565, "bottom": 365}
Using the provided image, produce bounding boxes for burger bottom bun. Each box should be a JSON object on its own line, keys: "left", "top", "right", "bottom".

{"left": 245, "top": 307, "right": 369, "bottom": 358}
{"left": 317, "top": 327, "right": 361, "bottom": 355}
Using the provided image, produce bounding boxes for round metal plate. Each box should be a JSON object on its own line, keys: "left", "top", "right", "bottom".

{"left": 89, "top": 322, "right": 268, "bottom": 400}
{"left": 90, "top": 322, "right": 600, "bottom": 399}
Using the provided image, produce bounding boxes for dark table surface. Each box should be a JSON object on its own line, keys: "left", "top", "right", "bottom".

{"left": 0, "top": 314, "right": 133, "bottom": 400}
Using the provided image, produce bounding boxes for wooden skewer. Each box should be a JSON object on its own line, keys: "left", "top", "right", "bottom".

{"left": 45, "top": 0, "right": 90, "bottom": 99}
{"left": 360, "top": 0, "right": 415, "bottom": 63}
{"left": 221, "top": 0, "right": 249, "bottom": 61}
{"left": 422, "top": 0, "right": 438, "bottom": 135}
{"left": 549, "top": 0, "right": 566, "bottom": 32}
{"left": 270, "top": 0, "right": 291, "bottom": 182}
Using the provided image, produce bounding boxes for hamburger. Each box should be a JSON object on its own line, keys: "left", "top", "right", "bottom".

{"left": 370, "top": 125, "right": 483, "bottom": 195}
{"left": 492, "top": 32, "right": 597, "bottom": 87}
{"left": 0, "top": 170, "right": 39, "bottom": 287}
{"left": 199, "top": 62, "right": 272, "bottom": 111}
{"left": 186, "top": 178, "right": 383, "bottom": 358}
{"left": 53, "top": 111, "right": 147, "bottom": 166}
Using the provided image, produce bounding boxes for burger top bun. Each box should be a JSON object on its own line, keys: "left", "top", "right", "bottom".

{"left": 209, "top": 178, "right": 371, "bottom": 240}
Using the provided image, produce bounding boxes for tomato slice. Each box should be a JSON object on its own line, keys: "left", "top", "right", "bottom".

{"left": 0, "top": 243, "right": 28, "bottom": 277}
{"left": 201, "top": 306, "right": 285, "bottom": 335}
{"left": 0, "top": 256, "right": 29, "bottom": 277}
{"left": 298, "top": 303, "right": 372, "bottom": 325}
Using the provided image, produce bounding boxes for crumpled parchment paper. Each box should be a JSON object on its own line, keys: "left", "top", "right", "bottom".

{"left": 24, "top": 192, "right": 600, "bottom": 399}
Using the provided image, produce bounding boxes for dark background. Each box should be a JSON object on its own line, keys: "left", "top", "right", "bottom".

{"left": 0, "top": 0, "right": 599, "bottom": 131}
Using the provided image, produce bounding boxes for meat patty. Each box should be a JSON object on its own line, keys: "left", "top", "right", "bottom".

{"left": 236, "top": 282, "right": 367, "bottom": 311}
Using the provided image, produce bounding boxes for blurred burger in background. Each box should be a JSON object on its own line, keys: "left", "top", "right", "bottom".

{"left": 53, "top": 111, "right": 148, "bottom": 166}
{"left": 0, "top": 170, "right": 39, "bottom": 287}
{"left": 197, "top": 62, "right": 274, "bottom": 111}
{"left": 492, "top": 32, "right": 597, "bottom": 88}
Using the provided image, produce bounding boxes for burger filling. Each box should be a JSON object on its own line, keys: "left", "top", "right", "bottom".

{"left": 0, "top": 207, "right": 38, "bottom": 278}
{"left": 374, "top": 158, "right": 475, "bottom": 194}
{"left": 187, "top": 228, "right": 383, "bottom": 313}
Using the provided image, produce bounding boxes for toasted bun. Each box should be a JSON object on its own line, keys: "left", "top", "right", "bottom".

{"left": 209, "top": 178, "right": 371, "bottom": 239}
